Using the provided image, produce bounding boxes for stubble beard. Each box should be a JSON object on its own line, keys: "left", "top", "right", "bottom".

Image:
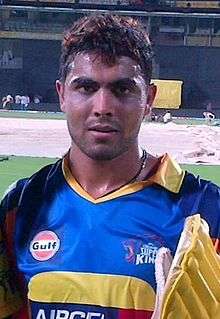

{"left": 68, "top": 128, "right": 139, "bottom": 161}
{"left": 71, "top": 136, "right": 134, "bottom": 161}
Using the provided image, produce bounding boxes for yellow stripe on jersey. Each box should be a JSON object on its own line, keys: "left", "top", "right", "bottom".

{"left": 62, "top": 153, "right": 184, "bottom": 204}
{"left": 62, "top": 157, "right": 153, "bottom": 203}
{"left": 28, "top": 272, "right": 155, "bottom": 311}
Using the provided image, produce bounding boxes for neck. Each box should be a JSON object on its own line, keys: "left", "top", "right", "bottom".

{"left": 68, "top": 145, "right": 143, "bottom": 199}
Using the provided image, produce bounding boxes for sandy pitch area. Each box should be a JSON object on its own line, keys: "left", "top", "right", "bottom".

{"left": 1, "top": 117, "right": 220, "bottom": 164}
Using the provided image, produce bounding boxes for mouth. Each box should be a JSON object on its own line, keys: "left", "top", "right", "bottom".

{"left": 88, "top": 124, "right": 119, "bottom": 133}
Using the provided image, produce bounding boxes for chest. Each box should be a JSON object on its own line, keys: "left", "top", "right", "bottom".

{"left": 15, "top": 187, "right": 184, "bottom": 290}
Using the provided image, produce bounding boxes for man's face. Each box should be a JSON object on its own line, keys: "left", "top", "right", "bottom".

{"left": 56, "top": 53, "right": 156, "bottom": 160}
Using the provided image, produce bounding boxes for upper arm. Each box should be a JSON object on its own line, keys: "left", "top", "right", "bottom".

{"left": 199, "top": 182, "right": 220, "bottom": 254}
{"left": 0, "top": 186, "right": 24, "bottom": 318}
{"left": 0, "top": 227, "right": 23, "bottom": 318}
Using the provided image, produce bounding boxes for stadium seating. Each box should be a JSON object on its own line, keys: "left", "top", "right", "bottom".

{"left": 175, "top": 1, "right": 220, "bottom": 8}
{"left": 6, "top": 0, "right": 131, "bottom": 4}
{"left": 187, "top": 35, "right": 210, "bottom": 45}
{"left": 1, "top": 20, "right": 65, "bottom": 33}
{"left": 78, "top": 0, "right": 117, "bottom": 4}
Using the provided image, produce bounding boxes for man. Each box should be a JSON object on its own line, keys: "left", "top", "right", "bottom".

{"left": 162, "top": 110, "right": 172, "bottom": 124}
{"left": 0, "top": 15, "right": 219, "bottom": 319}
{"left": 2, "top": 94, "right": 13, "bottom": 109}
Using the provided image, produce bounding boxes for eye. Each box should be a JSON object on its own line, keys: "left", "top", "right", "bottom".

{"left": 113, "top": 86, "right": 131, "bottom": 97}
{"left": 77, "top": 85, "right": 97, "bottom": 94}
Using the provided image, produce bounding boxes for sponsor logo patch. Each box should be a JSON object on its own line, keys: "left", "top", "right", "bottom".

{"left": 30, "top": 230, "right": 60, "bottom": 261}
{"left": 35, "top": 309, "right": 105, "bottom": 319}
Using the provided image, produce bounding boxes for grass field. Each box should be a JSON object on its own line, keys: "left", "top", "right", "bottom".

{"left": 1, "top": 110, "right": 219, "bottom": 198}
{"left": 0, "top": 155, "right": 220, "bottom": 199}
{"left": 1, "top": 110, "right": 218, "bottom": 125}
{"left": 0, "top": 156, "right": 57, "bottom": 198}
{"left": 0, "top": 110, "right": 65, "bottom": 120}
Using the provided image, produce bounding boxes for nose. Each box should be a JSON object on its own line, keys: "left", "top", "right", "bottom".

{"left": 92, "top": 88, "right": 116, "bottom": 117}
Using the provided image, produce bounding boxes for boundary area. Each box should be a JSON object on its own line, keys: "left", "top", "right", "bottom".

{"left": 1, "top": 111, "right": 220, "bottom": 163}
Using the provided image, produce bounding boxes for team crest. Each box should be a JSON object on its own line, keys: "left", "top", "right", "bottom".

{"left": 30, "top": 230, "right": 60, "bottom": 261}
{"left": 123, "top": 233, "right": 164, "bottom": 265}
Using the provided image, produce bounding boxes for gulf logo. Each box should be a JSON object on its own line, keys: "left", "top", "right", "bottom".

{"left": 30, "top": 230, "right": 60, "bottom": 261}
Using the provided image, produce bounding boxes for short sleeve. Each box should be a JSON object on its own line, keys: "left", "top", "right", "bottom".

{"left": 0, "top": 186, "right": 24, "bottom": 318}
{"left": 0, "top": 228, "right": 23, "bottom": 318}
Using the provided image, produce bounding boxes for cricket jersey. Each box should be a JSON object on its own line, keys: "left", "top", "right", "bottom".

{"left": 0, "top": 153, "right": 219, "bottom": 319}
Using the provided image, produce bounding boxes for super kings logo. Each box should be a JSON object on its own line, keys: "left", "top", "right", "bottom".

{"left": 30, "top": 231, "right": 60, "bottom": 261}
{"left": 123, "top": 233, "right": 164, "bottom": 265}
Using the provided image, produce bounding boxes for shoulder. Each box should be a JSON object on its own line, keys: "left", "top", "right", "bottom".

{"left": 181, "top": 171, "right": 220, "bottom": 202}
{"left": 180, "top": 171, "right": 220, "bottom": 238}
{"left": 0, "top": 159, "right": 62, "bottom": 221}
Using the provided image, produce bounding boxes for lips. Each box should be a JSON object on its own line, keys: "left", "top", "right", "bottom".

{"left": 88, "top": 124, "right": 118, "bottom": 133}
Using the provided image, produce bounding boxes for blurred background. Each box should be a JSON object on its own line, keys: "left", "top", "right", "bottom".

{"left": 0, "top": 0, "right": 220, "bottom": 116}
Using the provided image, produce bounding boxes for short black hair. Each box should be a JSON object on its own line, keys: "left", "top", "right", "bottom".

{"left": 59, "top": 14, "right": 154, "bottom": 84}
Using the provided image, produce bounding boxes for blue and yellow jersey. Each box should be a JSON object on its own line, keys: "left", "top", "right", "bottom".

{"left": 0, "top": 154, "right": 219, "bottom": 319}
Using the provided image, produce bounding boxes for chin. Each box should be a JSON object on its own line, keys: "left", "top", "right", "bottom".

{"left": 72, "top": 136, "right": 132, "bottom": 161}
{"left": 83, "top": 146, "right": 126, "bottom": 161}
{"left": 87, "top": 150, "right": 117, "bottom": 161}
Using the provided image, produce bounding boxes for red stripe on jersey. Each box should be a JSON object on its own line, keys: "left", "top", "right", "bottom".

{"left": 4, "top": 208, "right": 28, "bottom": 314}
{"left": 4, "top": 208, "right": 17, "bottom": 266}
{"left": 212, "top": 238, "right": 220, "bottom": 254}
{"left": 11, "top": 305, "right": 29, "bottom": 319}
{"left": 119, "top": 309, "right": 153, "bottom": 319}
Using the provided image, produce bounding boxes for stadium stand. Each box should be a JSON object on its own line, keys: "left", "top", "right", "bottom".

{"left": 3, "top": 21, "right": 65, "bottom": 32}
{"left": 2, "top": 0, "right": 75, "bottom": 2}
{"left": 0, "top": 1, "right": 220, "bottom": 110}
{"left": 175, "top": 1, "right": 220, "bottom": 8}
{"left": 1, "top": 0, "right": 220, "bottom": 12}
{"left": 2, "top": 0, "right": 131, "bottom": 4}
{"left": 77, "top": 0, "right": 119, "bottom": 4}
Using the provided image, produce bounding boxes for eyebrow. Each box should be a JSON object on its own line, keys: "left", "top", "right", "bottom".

{"left": 69, "top": 77, "right": 137, "bottom": 87}
{"left": 111, "top": 78, "right": 137, "bottom": 87}
{"left": 68, "top": 77, "right": 97, "bottom": 86}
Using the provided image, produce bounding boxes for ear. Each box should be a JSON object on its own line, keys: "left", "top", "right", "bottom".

{"left": 56, "top": 80, "right": 66, "bottom": 112}
{"left": 144, "top": 84, "right": 157, "bottom": 117}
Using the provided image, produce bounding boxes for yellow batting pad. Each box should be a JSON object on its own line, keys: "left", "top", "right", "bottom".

{"left": 156, "top": 214, "right": 220, "bottom": 319}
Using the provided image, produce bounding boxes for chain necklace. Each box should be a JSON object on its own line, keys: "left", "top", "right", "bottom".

{"left": 126, "top": 149, "right": 148, "bottom": 184}
{"left": 95, "top": 149, "right": 148, "bottom": 197}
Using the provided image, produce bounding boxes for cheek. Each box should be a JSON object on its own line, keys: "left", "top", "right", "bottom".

{"left": 66, "top": 108, "right": 85, "bottom": 126}
{"left": 64, "top": 93, "right": 83, "bottom": 109}
{"left": 64, "top": 93, "right": 90, "bottom": 118}
{"left": 121, "top": 107, "right": 144, "bottom": 137}
{"left": 64, "top": 102, "right": 84, "bottom": 127}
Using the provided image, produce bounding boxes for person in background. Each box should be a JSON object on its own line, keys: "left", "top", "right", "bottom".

{"left": 2, "top": 94, "right": 13, "bottom": 109}
{"left": 33, "top": 95, "right": 42, "bottom": 104}
{"left": 203, "top": 101, "right": 215, "bottom": 124}
{"left": 162, "top": 110, "right": 172, "bottom": 123}
{"left": 15, "top": 95, "right": 22, "bottom": 105}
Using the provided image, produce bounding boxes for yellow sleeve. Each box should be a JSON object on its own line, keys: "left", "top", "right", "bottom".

{"left": 0, "top": 229, "right": 23, "bottom": 318}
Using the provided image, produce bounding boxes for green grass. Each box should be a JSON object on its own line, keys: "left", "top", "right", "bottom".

{"left": 0, "top": 156, "right": 57, "bottom": 198}
{"left": 2, "top": 110, "right": 220, "bottom": 126}
{"left": 173, "top": 118, "right": 206, "bottom": 125}
{"left": 0, "top": 156, "right": 220, "bottom": 199}
{"left": 173, "top": 118, "right": 220, "bottom": 126}
{"left": 0, "top": 110, "right": 65, "bottom": 120}
{"left": 181, "top": 164, "right": 220, "bottom": 184}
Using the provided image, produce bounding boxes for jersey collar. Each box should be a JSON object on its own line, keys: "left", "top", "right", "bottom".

{"left": 62, "top": 153, "right": 185, "bottom": 203}
{"left": 147, "top": 153, "right": 185, "bottom": 194}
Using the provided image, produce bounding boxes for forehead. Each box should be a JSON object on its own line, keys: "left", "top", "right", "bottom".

{"left": 66, "top": 53, "right": 144, "bottom": 83}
